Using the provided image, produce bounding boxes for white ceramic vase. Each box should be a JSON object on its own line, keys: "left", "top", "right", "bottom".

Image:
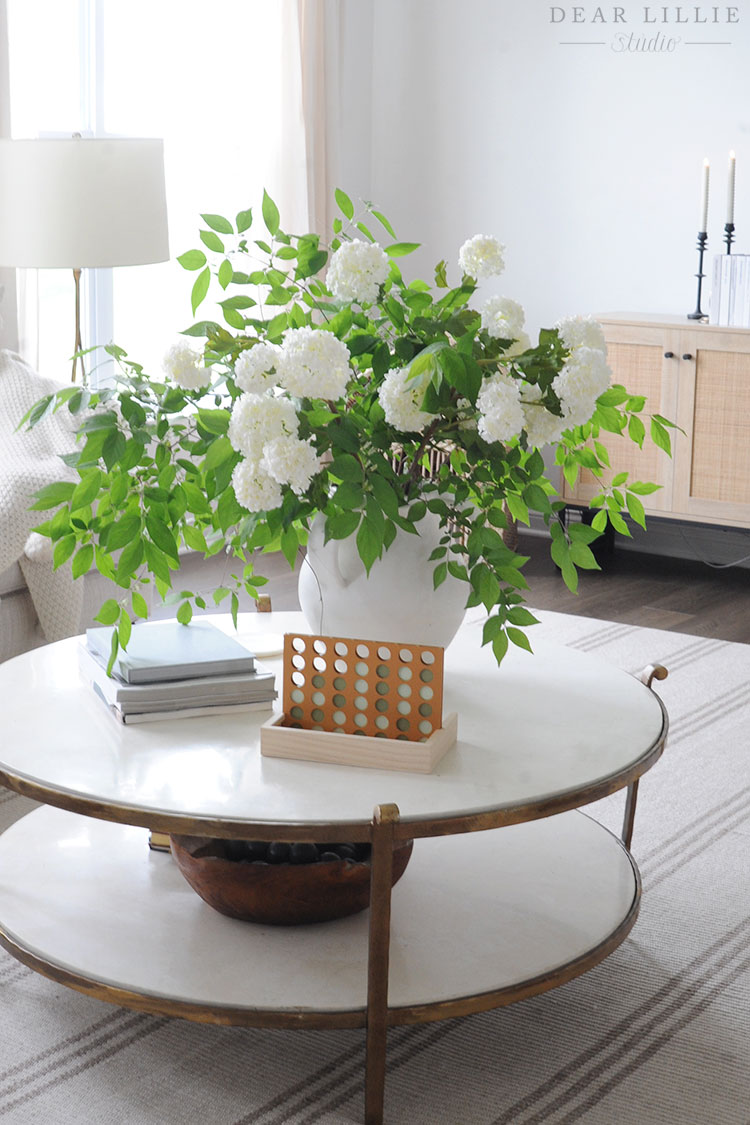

{"left": 298, "top": 511, "right": 467, "bottom": 648}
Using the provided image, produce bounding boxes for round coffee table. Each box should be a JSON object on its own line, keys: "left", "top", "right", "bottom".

{"left": 0, "top": 611, "right": 668, "bottom": 1124}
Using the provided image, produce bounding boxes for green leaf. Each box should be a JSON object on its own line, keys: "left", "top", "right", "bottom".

{"left": 71, "top": 543, "right": 94, "bottom": 579}
{"left": 492, "top": 631, "right": 509, "bottom": 664}
{"left": 504, "top": 492, "right": 530, "bottom": 525}
{"left": 432, "top": 561, "right": 448, "bottom": 589}
{"left": 118, "top": 608, "right": 132, "bottom": 648}
{"left": 385, "top": 242, "right": 420, "bottom": 257}
{"left": 236, "top": 207, "right": 253, "bottom": 232}
{"left": 326, "top": 511, "right": 361, "bottom": 540}
{"left": 131, "top": 590, "right": 149, "bottom": 619}
{"left": 370, "top": 475, "right": 400, "bottom": 518}
{"left": 197, "top": 408, "right": 230, "bottom": 435}
{"left": 569, "top": 542, "right": 600, "bottom": 570}
{"left": 144, "top": 540, "right": 172, "bottom": 584}
{"left": 262, "top": 189, "right": 280, "bottom": 236}
{"left": 183, "top": 524, "right": 208, "bottom": 553}
{"left": 506, "top": 606, "right": 539, "bottom": 627}
{"left": 334, "top": 187, "right": 354, "bottom": 220}
{"left": 70, "top": 469, "right": 102, "bottom": 512}
{"left": 560, "top": 557, "right": 579, "bottom": 593}
{"left": 280, "top": 526, "right": 299, "bottom": 569}
{"left": 102, "top": 429, "right": 127, "bottom": 471}
{"left": 176, "top": 600, "right": 193, "bottom": 625}
{"left": 53, "top": 534, "right": 76, "bottom": 569}
{"left": 30, "top": 481, "right": 76, "bottom": 511}
{"left": 95, "top": 599, "right": 120, "bottom": 626}
{"left": 116, "top": 536, "right": 145, "bottom": 582}
{"left": 372, "top": 209, "right": 397, "bottom": 240}
{"left": 146, "top": 513, "right": 179, "bottom": 561}
{"left": 177, "top": 249, "right": 207, "bottom": 271}
{"left": 106, "top": 629, "right": 119, "bottom": 676}
{"left": 478, "top": 567, "right": 500, "bottom": 610}
{"left": 218, "top": 259, "right": 233, "bottom": 290}
{"left": 597, "top": 386, "right": 629, "bottom": 406}
{"left": 650, "top": 418, "right": 672, "bottom": 456}
{"left": 330, "top": 454, "right": 363, "bottom": 483}
{"left": 201, "top": 212, "right": 233, "bottom": 234}
{"left": 626, "top": 491, "right": 647, "bottom": 529}
{"left": 628, "top": 480, "right": 661, "bottom": 495}
{"left": 507, "top": 627, "right": 533, "bottom": 653}
{"left": 628, "top": 415, "right": 645, "bottom": 448}
{"left": 591, "top": 508, "right": 609, "bottom": 532}
{"left": 200, "top": 229, "right": 225, "bottom": 254}
{"left": 204, "top": 435, "right": 235, "bottom": 470}
{"left": 191, "top": 267, "right": 211, "bottom": 315}
{"left": 106, "top": 515, "right": 142, "bottom": 551}
{"left": 356, "top": 517, "right": 382, "bottom": 575}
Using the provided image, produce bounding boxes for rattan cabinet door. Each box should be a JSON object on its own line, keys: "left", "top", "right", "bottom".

{"left": 673, "top": 328, "right": 750, "bottom": 528}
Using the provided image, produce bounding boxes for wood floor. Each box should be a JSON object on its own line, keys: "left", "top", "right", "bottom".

{"left": 259, "top": 534, "right": 750, "bottom": 645}
{"left": 513, "top": 532, "right": 750, "bottom": 644}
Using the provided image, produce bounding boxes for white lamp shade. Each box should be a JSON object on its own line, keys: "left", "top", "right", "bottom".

{"left": 0, "top": 137, "right": 169, "bottom": 268}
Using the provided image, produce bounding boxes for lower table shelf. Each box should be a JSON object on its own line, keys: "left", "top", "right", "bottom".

{"left": 0, "top": 806, "right": 639, "bottom": 1028}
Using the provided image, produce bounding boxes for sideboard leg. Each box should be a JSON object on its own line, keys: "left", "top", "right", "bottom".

{"left": 622, "top": 780, "right": 639, "bottom": 850}
{"left": 365, "top": 803, "right": 399, "bottom": 1125}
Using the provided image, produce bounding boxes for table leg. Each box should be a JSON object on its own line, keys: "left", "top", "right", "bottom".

{"left": 365, "top": 803, "right": 399, "bottom": 1125}
{"left": 621, "top": 780, "right": 639, "bottom": 850}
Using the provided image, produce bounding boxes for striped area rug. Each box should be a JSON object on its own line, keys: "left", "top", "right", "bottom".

{"left": 0, "top": 611, "right": 748, "bottom": 1124}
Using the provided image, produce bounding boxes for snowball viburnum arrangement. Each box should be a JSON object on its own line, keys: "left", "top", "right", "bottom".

{"left": 24, "top": 189, "right": 673, "bottom": 664}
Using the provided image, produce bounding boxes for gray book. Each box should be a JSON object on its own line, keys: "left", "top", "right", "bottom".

{"left": 79, "top": 645, "right": 275, "bottom": 713}
{"left": 85, "top": 619, "right": 256, "bottom": 684}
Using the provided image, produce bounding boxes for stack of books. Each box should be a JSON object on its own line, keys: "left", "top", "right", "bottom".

{"left": 80, "top": 619, "right": 276, "bottom": 724}
{"left": 710, "top": 254, "right": 750, "bottom": 327}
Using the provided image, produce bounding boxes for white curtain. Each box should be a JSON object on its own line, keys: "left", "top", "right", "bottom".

{"left": 0, "top": 0, "right": 19, "bottom": 354}
{"left": 293, "top": 0, "right": 343, "bottom": 240}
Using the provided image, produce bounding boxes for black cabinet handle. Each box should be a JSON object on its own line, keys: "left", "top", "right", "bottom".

{"left": 664, "top": 351, "right": 675, "bottom": 358}
{"left": 682, "top": 353, "right": 693, "bottom": 361}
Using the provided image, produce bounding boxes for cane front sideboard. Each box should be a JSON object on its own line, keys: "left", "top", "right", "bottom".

{"left": 562, "top": 313, "right": 750, "bottom": 530}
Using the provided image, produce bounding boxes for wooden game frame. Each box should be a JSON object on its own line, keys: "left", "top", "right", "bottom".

{"left": 260, "top": 632, "right": 458, "bottom": 773}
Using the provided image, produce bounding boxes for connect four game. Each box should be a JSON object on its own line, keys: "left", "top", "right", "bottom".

{"left": 260, "top": 632, "right": 458, "bottom": 773}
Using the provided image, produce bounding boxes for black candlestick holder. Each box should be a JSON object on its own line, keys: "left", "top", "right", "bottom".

{"left": 687, "top": 231, "right": 708, "bottom": 321}
{"left": 724, "top": 222, "right": 735, "bottom": 254}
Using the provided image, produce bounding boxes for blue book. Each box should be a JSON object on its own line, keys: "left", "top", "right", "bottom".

{"left": 86, "top": 619, "right": 256, "bottom": 684}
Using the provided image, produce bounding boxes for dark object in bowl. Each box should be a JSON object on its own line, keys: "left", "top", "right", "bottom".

{"left": 169, "top": 834, "right": 414, "bottom": 925}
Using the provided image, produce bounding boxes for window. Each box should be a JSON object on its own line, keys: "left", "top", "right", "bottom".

{"left": 8, "top": 0, "right": 296, "bottom": 382}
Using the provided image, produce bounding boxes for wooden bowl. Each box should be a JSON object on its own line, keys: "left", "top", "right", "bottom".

{"left": 169, "top": 836, "right": 414, "bottom": 925}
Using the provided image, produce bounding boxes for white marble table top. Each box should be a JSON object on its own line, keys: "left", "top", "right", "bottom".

{"left": 0, "top": 611, "right": 665, "bottom": 833}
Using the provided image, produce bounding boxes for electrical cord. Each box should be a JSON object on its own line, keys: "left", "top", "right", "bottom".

{"left": 677, "top": 524, "right": 750, "bottom": 570}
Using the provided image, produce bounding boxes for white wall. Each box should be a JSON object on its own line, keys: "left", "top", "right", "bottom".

{"left": 344, "top": 0, "right": 750, "bottom": 336}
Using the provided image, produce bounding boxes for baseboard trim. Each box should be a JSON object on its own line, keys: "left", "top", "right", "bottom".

{"left": 524, "top": 512, "right": 750, "bottom": 570}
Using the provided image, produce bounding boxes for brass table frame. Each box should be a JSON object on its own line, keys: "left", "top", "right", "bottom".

{"left": 0, "top": 665, "right": 668, "bottom": 1124}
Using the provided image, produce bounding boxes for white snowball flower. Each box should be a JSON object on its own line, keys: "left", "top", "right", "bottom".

{"left": 327, "top": 239, "right": 390, "bottom": 304}
{"left": 162, "top": 340, "right": 211, "bottom": 391}
{"left": 232, "top": 459, "right": 283, "bottom": 513}
{"left": 227, "top": 392, "right": 299, "bottom": 461}
{"left": 555, "top": 315, "right": 607, "bottom": 355}
{"left": 261, "top": 434, "right": 321, "bottom": 496}
{"left": 378, "top": 366, "right": 433, "bottom": 434}
{"left": 552, "top": 347, "right": 611, "bottom": 427}
{"left": 458, "top": 234, "right": 505, "bottom": 280}
{"left": 277, "top": 326, "right": 351, "bottom": 401}
{"left": 234, "top": 343, "right": 281, "bottom": 394}
{"left": 476, "top": 372, "right": 525, "bottom": 444}
{"left": 521, "top": 402, "right": 567, "bottom": 448}
{"left": 481, "top": 296, "right": 526, "bottom": 340}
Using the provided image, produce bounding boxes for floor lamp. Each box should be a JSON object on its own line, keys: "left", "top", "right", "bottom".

{"left": 0, "top": 136, "right": 169, "bottom": 382}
